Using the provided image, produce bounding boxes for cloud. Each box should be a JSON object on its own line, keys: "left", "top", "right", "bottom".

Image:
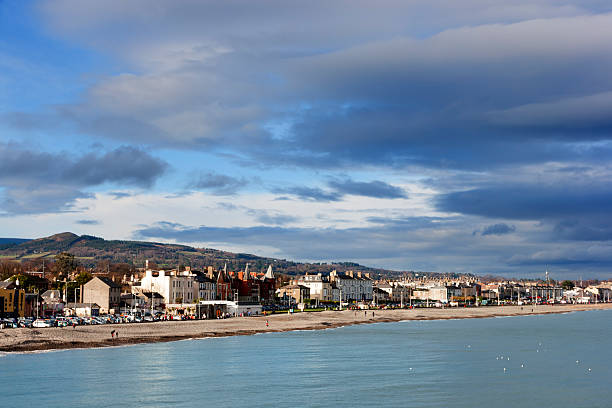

{"left": 75, "top": 219, "right": 100, "bottom": 225}
{"left": 437, "top": 184, "right": 612, "bottom": 220}
{"left": 0, "top": 144, "right": 167, "bottom": 214}
{"left": 247, "top": 209, "right": 299, "bottom": 226}
{"left": 277, "top": 186, "right": 341, "bottom": 202}
{"left": 189, "top": 172, "right": 247, "bottom": 195}
{"left": 366, "top": 216, "right": 450, "bottom": 229}
{"left": 480, "top": 223, "right": 516, "bottom": 236}
{"left": 437, "top": 181, "right": 612, "bottom": 244}
{"left": 133, "top": 219, "right": 612, "bottom": 278}
{"left": 277, "top": 178, "right": 406, "bottom": 202}
{"left": 65, "top": 146, "right": 167, "bottom": 187}
{"left": 328, "top": 178, "right": 406, "bottom": 199}
{"left": 8, "top": 3, "right": 609, "bottom": 172}
{"left": 553, "top": 219, "right": 612, "bottom": 242}
{"left": 108, "top": 191, "right": 132, "bottom": 199}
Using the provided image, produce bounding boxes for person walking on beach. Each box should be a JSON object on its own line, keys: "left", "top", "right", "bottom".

{"left": 111, "top": 330, "right": 115, "bottom": 339}
{"left": 116, "top": 331, "right": 119, "bottom": 339}
{"left": 266, "top": 320, "right": 269, "bottom": 327}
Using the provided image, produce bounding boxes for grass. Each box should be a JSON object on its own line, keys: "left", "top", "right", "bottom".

{"left": 21, "top": 252, "right": 52, "bottom": 259}
{"left": 178, "top": 251, "right": 201, "bottom": 256}
{"left": 0, "top": 255, "right": 18, "bottom": 259}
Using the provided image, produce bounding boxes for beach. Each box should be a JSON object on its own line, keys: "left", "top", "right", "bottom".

{"left": 2, "top": 303, "right": 611, "bottom": 353}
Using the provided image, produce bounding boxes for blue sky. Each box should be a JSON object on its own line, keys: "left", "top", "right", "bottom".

{"left": 2, "top": 0, "right": 612, "bottom": 279}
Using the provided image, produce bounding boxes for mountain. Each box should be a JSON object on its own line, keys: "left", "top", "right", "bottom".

{"left": 0, "top": 232, "right": 465, "bottom": 278}
{"left": 0, "top": 237, "right": 32, "bottom": 250}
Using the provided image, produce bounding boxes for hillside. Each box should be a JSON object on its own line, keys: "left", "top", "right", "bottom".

{"left": 0, "top": 232, "right": 383, "bottom": 277}
{"left": 0, "top": 238, "right": 31, "bottom": 250}
{"left": 0, "top": 232, "right": 468, "bottom": 278}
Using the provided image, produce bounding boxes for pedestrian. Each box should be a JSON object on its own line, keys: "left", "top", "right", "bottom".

{"left": 116, "top": 331, "right": 119, "bottom": 339}
{"left": 111, "top": 330, "right": 115, "bottom": 339}
{"left": 72, "top": 322, "right": 76, "bottom": 329}
{"left": 266, "top": 320, "right": 269, "bottom": 327}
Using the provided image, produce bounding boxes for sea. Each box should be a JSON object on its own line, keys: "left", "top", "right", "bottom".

{"left": 1, "top": 309, "right": 611, "bottom": 408}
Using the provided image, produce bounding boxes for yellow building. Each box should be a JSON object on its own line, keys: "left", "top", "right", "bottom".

{"left": 0, "top": 287, "right": 26, "bottom": 318}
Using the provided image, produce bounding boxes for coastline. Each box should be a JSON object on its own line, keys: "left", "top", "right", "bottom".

{"left": 2, "top": 303, "right": 611, "bottom": 353}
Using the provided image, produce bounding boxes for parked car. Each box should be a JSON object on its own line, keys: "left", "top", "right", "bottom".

{"left": 32, "top": 319, "right": 53, "bottom": 328}
{"left": 18, "top": 319, "right": 34, "bottom": 328}
{"left": 1, "top": 319, "right": 18, "bottom": 328}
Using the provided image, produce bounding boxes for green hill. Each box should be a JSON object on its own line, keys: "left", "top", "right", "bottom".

{"left": 0, "top": 232, "right": 464, "bottom": 278}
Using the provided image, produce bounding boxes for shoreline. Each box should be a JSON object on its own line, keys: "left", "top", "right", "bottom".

{"left": 2, "top": 303, "right": 611, "bottom": 353}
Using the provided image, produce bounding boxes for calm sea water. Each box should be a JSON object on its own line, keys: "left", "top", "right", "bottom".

{"left": 1, "top": 309, "right": 611, "bottom": 408}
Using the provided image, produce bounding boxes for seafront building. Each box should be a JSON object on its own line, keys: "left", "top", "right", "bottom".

{"left": 82, "top": 276, "right": 121, "bottom": 314}
{"left": 329, "top": 270, "right": 373, "bottom": 302}
{"left": 4, "top": 260, "right": 611, "bottom": 321}
{"left": 295, "top": 273, "right": 334, "bottom": 302}
{"left": 0, "top": 281, "right": 26, "bottom": 318}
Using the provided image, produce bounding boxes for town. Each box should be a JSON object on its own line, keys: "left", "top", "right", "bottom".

{"left": 1, "top": 256, "right": 611, "bottom": 328}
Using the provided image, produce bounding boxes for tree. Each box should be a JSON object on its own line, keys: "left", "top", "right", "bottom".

{"left": 74, "top": 271, "right": 93, "bottom": 286}
{"left": 10, "top": 273, "right": 47, "bottom": 293}
{"left": 55, "top": 252, "right": 77, "bottom": 278}
{"left": 0, "top": 261, "right": 22, "bottom": 280}
{"left": 561, "top": 280, "right": 575, "bottom": 290}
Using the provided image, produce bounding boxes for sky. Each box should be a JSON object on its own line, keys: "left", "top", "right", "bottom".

{"left": 1, "top": 0, "right": 612, "bottom": 279}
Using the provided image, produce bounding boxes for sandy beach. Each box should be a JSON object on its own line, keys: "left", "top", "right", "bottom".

{"left": 2, "top": 303, "right": 611, "bottom": 353}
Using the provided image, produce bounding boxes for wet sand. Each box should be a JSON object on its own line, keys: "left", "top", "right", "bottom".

{"left": 2, "top": 303, "right": 611, "bottom": 353}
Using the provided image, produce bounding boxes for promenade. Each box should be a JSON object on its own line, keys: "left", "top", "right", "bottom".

{"left": 2, "top": 303, "right": 611, "bottom": 353}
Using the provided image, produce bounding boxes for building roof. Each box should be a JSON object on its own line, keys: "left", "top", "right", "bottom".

{"left": 0, "top": 281, "right": 15, "bottom": 289}
{"left": 264, "top": 265, "right": 275, "bottom": 280}
{"left": 280, "top": 284, "right": 308, "bottom": 290}
{"left": 92, "top": 276, "right": 121, "bottom": 288}
{"left": 41, "top": 289, "right": 61, "bottom": 300}
{"left": 194, "top": 274, "right": 215, "bottom": 283}
{"left": 65, "top": 302, "right": 100, "bottom": 308}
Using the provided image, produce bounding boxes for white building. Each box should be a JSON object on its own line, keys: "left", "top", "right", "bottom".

{"left": 329, "top": 270, "right": 373, "bottom": 302}
{"left": 139, "top": 268, "right": 197, "bottom": 305}
{"left": 296, "top": 274, "right": 333, "bottom": 302}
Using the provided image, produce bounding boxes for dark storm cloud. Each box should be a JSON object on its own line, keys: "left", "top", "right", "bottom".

{"left": 0, "top": 144, "right": 167, "bottom": 214}
{"left": 553, "top": 220, "right": 612, "bottom": 242}
{"left": 436, "top": 185, "right": 612, "bottom": 220}
{"left": 189, "top": 172, "right": 247, "bottom": 195}
{"left": 437, "top": 182, "right": 612, "bottom": 244}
